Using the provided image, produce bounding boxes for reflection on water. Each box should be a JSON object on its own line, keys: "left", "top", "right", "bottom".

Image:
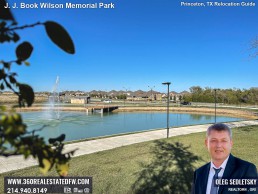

{"left": 189, "top": 114, "right": 203, "bottom": 120}
{"left": 21, "top": 111, "right": 242, "bottom": 142}
{"left": 189, "top": 114, "right": 213, "bottom": 121}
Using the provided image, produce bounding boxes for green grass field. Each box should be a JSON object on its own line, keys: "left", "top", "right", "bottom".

{"left": 1, "top": 125, "right": 257, "bottom": 194}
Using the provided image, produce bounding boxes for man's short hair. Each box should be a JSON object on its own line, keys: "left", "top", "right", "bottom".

{"left": 206, "top": 123, "right": 232, "bottom": 139}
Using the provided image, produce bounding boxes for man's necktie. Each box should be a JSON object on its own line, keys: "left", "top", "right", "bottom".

{"left": 210, "top": 167, "right": 222, "bottom": 194}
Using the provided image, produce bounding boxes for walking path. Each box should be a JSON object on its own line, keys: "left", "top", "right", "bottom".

{"left": 0, "top": 120, "right": 257, "bottom": 174}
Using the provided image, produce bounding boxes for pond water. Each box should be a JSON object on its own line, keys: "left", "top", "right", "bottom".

{"left": 21, "top": 111, "right": 242, "bottom": 142}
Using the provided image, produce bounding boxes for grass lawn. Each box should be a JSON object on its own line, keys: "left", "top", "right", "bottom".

{"left": 0, "top": 125, "right": 257, "bottom": 193}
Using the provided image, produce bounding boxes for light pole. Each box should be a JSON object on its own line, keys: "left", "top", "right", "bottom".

{"left": 214, "top": 89, "right": 218, "bottom": 123}
{"left": 162, "top": 82, "right": 171, "bottom": 138}
{"left": 148, "top": 85, "right": 155, "bottom": 102}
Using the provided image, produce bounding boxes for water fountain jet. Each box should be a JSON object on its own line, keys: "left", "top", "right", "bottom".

{"left": 47, "top": 76, "right": 60, "bottom": 120}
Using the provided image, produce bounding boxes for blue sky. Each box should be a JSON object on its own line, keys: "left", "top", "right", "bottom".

{"left": 2, "top": 0, "right": 258, "bottom": 93}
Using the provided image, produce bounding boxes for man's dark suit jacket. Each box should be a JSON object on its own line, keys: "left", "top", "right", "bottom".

{"left": 191, "top": 154, "right": 258, "bottom": 194}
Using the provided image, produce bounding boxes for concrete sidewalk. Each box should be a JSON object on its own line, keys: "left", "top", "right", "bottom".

{"left": 0, "top": 120, "right": 257, "bottom": 174}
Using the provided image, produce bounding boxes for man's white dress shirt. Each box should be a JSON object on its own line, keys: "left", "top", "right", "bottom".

{"left": 206, "top": 156, "right": 229, "bottom": 194}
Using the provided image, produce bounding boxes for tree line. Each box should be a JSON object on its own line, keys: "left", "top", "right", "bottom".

{"left": 182, "top": 86, "right": 258, "bottom": 105}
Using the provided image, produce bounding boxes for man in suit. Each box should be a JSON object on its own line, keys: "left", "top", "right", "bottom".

{"left": 191, "top": 123, "right": 257, "bottom": 194}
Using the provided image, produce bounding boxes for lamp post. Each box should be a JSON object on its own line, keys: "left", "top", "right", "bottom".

{"left": 148, "top": 85, "right": 155, "bottom": 102}
{"left": 162, "top": 82, "right": 171, "bottom": 138}
{"left": 214, "top": 89, "right": 218, "bottom": 123}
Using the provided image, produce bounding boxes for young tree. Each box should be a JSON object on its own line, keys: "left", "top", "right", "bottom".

{"left": 0, "top": 0, "right": 76, "bottom": 176}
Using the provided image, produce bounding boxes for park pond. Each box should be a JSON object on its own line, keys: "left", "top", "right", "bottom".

{"left": 22, "top": 111, "right": 243, "bottom": 142}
